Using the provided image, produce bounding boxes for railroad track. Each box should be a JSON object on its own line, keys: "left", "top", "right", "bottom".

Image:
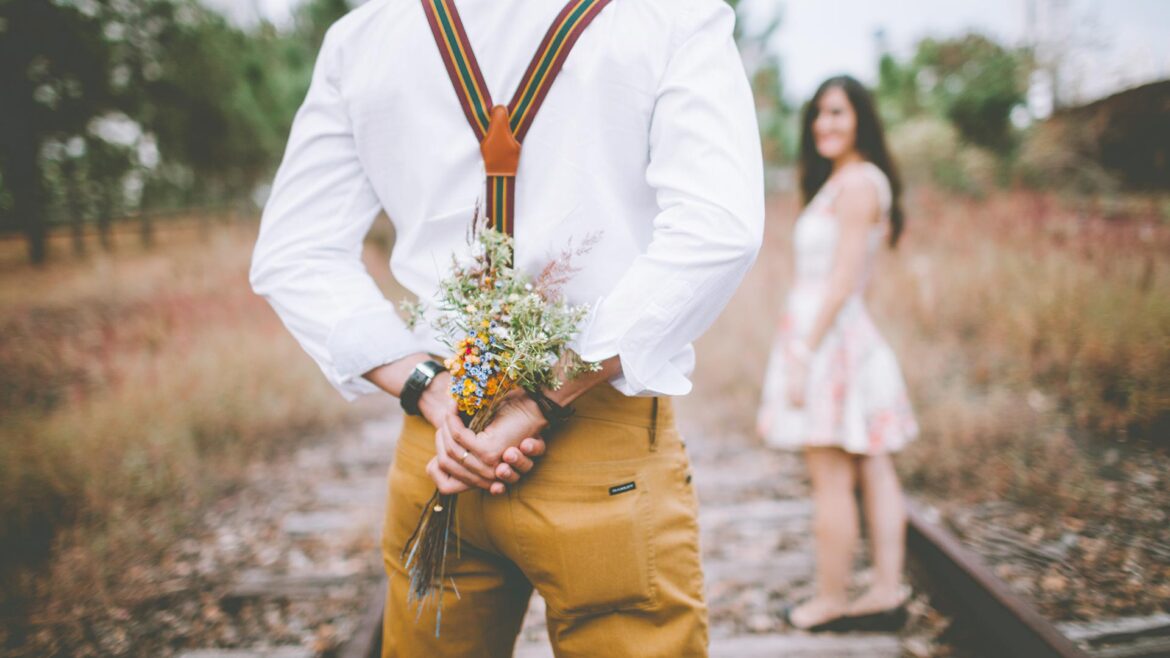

{"left": 906, "top": 503, "right": 1087, "bottom": 658}
{"left": 908, "top": 503, "right": 1170, "bottom": 658}
{"left": 340, "top": 494, "right": 1167, "bottom": 658}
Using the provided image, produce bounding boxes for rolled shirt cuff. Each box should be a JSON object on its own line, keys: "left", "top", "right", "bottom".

{"left": 325, "top": 306, "right": 429, "bottom": 401}
{"left": 571, "top": 303, "right": 695, "bottom": 398}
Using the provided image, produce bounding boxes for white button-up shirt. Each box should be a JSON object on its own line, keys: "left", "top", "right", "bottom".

{"left": 250, "top": 0, "right": 765, "bottom": 400}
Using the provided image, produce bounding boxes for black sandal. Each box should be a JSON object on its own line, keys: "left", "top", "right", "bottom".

{"left": 782, "top": 603, "right": 857, "bottom": 633}
{"left": 843, "top": 588, "right": 912, "bottom": 633}
{"left": 843, "top": 602, "right": 909, "bottom": 632}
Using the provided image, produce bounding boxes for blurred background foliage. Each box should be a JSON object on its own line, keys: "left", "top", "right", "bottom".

{"left": 0, "top": 0, "right": 349, "bottom": 264}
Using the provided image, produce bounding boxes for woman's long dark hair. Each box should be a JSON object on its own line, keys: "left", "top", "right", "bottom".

{"left": 799, "top": 76, "right": 905, "bottom": 247}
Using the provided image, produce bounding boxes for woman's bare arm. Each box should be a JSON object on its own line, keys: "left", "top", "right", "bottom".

{"left": 803, "top": 169, "right": 881, "bottom": 352}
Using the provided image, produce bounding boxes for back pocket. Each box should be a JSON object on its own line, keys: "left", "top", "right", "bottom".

{"left": 514, "top": 469, "right": 656, "bottom": 616}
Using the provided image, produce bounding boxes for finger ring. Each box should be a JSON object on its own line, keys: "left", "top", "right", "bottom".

{"left": 460, "top": 450, "right": 470, "bottom": 463}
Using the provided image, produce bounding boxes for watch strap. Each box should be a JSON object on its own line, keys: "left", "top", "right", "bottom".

{"left": 401, "top": 359, "right": 446, "bottom": 417}
{"left": 528, "top": 388, "right": 575, "bottom": 429}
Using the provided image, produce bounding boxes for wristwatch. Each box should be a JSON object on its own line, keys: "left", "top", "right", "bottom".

{"left": 400, "top": 359, "right": 446, "bottom": 417}
{"left": 527, "top": 388, "right": 575, "bottom": 430}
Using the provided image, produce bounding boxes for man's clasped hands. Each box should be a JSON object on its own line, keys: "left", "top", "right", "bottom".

{"left": 417, "top": 370, "right": 550, "bottom": 496}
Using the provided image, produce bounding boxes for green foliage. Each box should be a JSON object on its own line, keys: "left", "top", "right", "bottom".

{"left": 0, "top": 0, "right": 354, "bottom": 262}
{"left": 753, "top": 59, "right": 796, "bottom": 166}
{"left": 726, "top": 0, "right": 794, "bottom": 166}
{"left": 294, "top": 0, "right": 352, "bottom": 52}
{"left": 0, "top": 0, "right": 118, "bottom": 260}
{"left": 876, "top": 53, "right": 920, "bottom": 124}
{"left": 874, "top": 32, "right": 1034, "bottom": 192}
{"left": 912, "top": 34, "right": 1028, "bottom": 151}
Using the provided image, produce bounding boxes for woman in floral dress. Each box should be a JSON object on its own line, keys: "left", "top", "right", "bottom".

{"left": 757, "top": 76, "right": 918, "bottom": 632}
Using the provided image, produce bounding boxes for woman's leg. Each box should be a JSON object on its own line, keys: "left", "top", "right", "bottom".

{"left": 851, "top": 453, "right": 908, "bottom": 614}
{"left": 790, "top": 446, "right": 858, "bottom": 627}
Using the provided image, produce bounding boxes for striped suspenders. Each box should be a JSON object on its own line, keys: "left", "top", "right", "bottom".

{"left": 422, "top": 0, "right": 612, "bottom": 237}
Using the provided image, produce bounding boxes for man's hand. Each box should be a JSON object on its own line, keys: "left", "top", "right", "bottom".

{"left": 439, "top": 391, "right": 547, "bottom": 492}
{"left": 369, "top": 353, "right": 622, "bottom": 495}
{"left": 430, "top": 389, "right": 548, "bottom": 495}
{"left": 431, "top": 354, "right": 622, "bottom": 494}
{"left": 362, "top": 356, "right": 548, "bottom": 494}
{"left": 427, "top": 436, "right": 546, "bottom": 495}
{"left": 417, "top": 370, "right": 455, "bottom": 429}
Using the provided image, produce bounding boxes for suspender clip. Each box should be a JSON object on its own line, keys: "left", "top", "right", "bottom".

{"left": 481, "top": 105, "right": 521, "bottom": 177}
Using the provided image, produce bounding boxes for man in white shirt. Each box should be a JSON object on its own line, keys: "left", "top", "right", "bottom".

{"left": 251, "top": 0, "right": 763, "bottom": 654}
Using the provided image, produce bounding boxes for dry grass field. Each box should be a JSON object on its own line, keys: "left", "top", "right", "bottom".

{"left": 0, "top": 217, "right": 400, "bottom": 638}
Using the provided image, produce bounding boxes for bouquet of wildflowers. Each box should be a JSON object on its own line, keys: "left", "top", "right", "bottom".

{"left": 400, "top": 213, "right": 597, "bottom": 632}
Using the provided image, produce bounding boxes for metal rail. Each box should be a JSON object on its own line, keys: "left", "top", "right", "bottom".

{"left": 337, "top": 575, "right": 386, "bottom": 658}
{"left": 907, "top": 502, "right": 1089, "bottom": 658}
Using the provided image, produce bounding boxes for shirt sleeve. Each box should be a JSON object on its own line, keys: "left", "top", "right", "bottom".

{"left": 249, "top": 25, "right": 427, "bottom": 401}
{"left": 573, "top": 0, "right": 765, "bottom": 396}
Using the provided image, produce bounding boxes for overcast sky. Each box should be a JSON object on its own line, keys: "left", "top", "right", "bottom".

{"left": 206, "top": 0, "right": 1170, "bottom": 104}
{"left": 762, "top": 0, "right": 1170, "bottom": 103}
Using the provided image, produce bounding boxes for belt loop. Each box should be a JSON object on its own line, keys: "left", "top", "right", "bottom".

{"left": 649, "top": 397, "right": 659, "bottom": 452}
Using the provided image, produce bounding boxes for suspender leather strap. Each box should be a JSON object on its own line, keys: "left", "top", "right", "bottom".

{"left": 422, "top": 0, "right": 611, "bottom": 238}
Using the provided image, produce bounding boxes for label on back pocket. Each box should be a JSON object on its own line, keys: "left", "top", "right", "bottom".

{"left": 608, "top": 481, "right": 636, "bottom": 496}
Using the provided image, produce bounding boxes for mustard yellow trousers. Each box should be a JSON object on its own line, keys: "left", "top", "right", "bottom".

{"left": 380, "top": 384, "right": 708, "bottom": 657}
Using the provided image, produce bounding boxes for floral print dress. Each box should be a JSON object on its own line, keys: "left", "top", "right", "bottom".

{"left": 757, "top": 162, "right": 918, "bottom": 455}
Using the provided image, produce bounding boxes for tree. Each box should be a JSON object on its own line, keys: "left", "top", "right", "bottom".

{"left": 725, "top": 0, "right": 793, "bottom": 166}
{"left": 876, "top": 52, "right": 921, "bottom": 126}
{"left": 0, "top": 0, "right": 343, "bottom": 263}
{"left": 0, "top": 0, "right": 117, "bottom": 264}
{"left": 912, "top": 34, "right": 1028, "bottom": 151}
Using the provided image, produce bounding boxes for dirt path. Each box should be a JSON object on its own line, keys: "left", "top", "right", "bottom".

{"left": 171, "top": 413, "right": 395, "bottom": 658}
